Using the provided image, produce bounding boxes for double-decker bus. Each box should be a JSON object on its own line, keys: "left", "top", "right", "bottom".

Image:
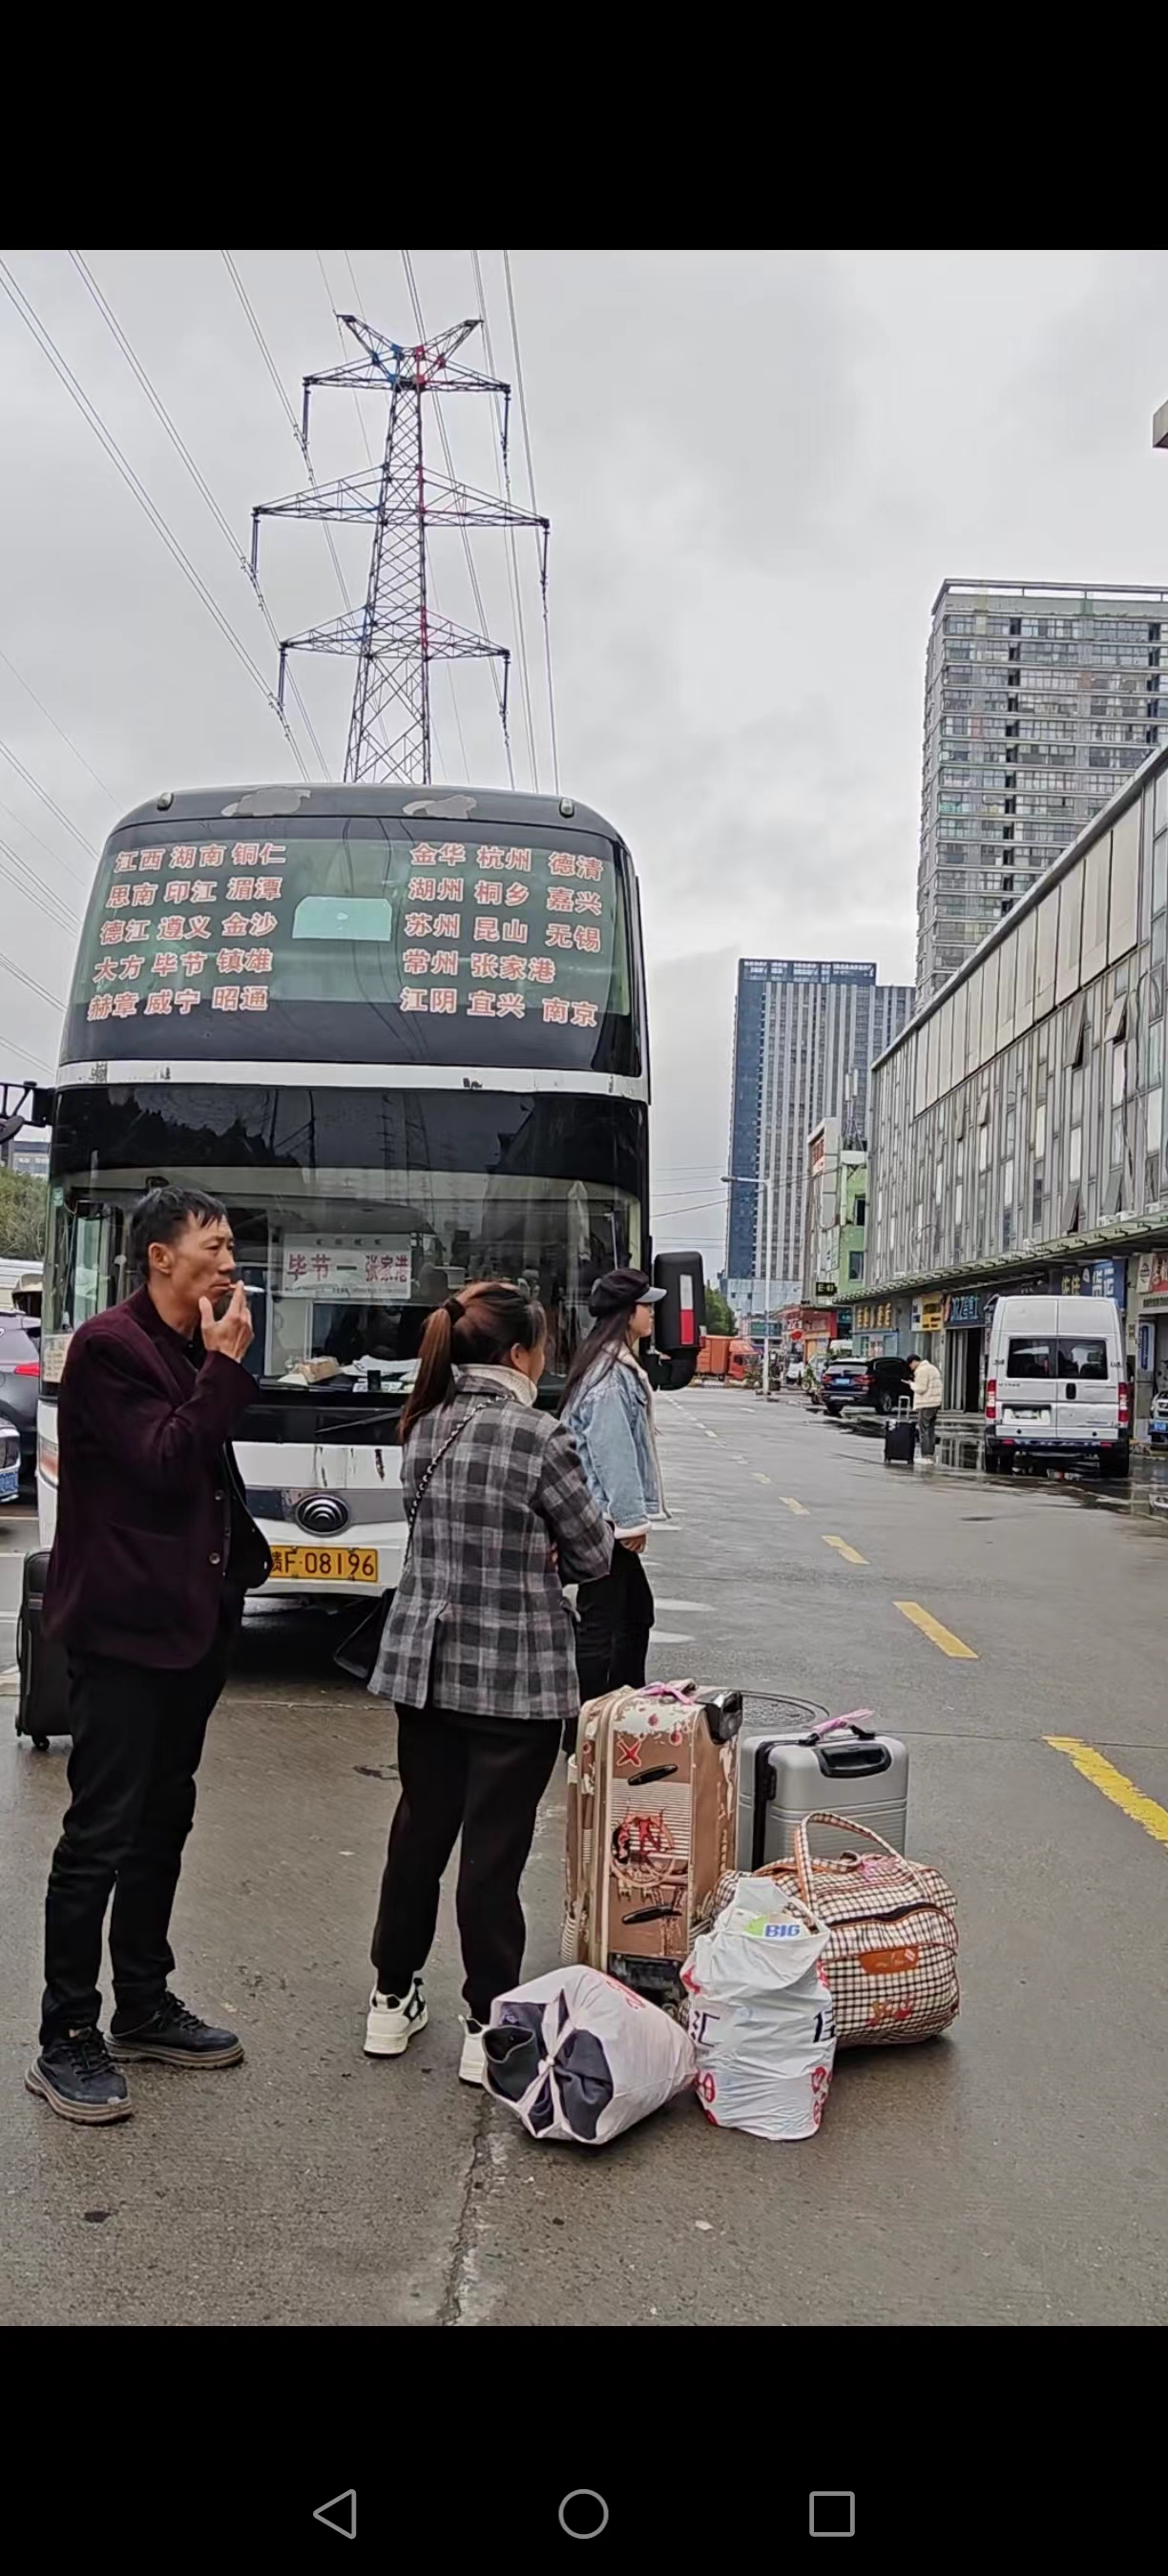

{"left": 36, "top": 780, "right": 700, "bottom": 1611}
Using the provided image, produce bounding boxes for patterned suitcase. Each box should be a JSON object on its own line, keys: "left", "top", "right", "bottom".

{"left": 564, "top": 1682, "right": 741, "bottom": 2019}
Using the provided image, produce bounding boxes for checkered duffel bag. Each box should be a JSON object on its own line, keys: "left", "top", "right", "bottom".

{"left": 715, "top": 1813, "right": 959, "bottom": 2047}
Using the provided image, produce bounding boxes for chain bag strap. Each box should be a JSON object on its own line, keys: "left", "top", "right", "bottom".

{"left": 401, "top": 1402, "right": 486, "bottom": 1570}
{"left": 333, "top": 1402, "right": 484, "bottom": 1683}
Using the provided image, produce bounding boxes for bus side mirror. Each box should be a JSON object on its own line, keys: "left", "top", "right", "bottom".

{"left": 651, "top": 1349, "right": 699, "bottom": 1392}
{"left": 652, "top": 1251, "right": 705, "bottom": 1360}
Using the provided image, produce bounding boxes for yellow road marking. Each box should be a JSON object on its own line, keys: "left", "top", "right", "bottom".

{"left": 894, "top": 1600, "right": 978, "bottom": 1660}
{"left": 753, "top": 1471, "right": 772, "bottom": 1485}
{"left": 824, "top": 1534, "right": 867, "bottom": 1565}
{"left": 1045, "top": 1737, "right": 1168, "bottom": 1850}
{"left": 782, "top": 1496, "right": 808, "bottom": 1515}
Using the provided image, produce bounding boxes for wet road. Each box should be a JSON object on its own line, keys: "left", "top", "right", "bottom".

{"left": 2, "top": 1390, "right": 1167, "bottom": 2327}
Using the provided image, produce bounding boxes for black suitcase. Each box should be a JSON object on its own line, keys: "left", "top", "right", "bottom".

{"left": 884, "top": 1407, "right": 917, "bottom": 1466}
{"left": 15, "top": 1550, "right": 71, "bottom": 1750}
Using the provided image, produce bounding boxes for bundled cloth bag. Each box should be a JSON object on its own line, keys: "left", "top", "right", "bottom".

{"left": 682, "top": 1878, "right": 837, "bottom": 2141}
{"left": 720, "top": 1814, "right": 960, "bottom": 2048}
{"left": 483, "top": 1963, "right": 695, "bottom": 2148}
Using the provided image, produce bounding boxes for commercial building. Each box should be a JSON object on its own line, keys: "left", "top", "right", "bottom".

{"left": 866, "top": 737, "right": 1168, "bottom": 1439}
{"left": 725, "top": 961, "right": 913, "bottom": 1319}
{"left": 787, "top": 1119, "right": 868, "bottom": 1371}
{"left": 917, "top": 579, "right": 1165, "bottom": 1001}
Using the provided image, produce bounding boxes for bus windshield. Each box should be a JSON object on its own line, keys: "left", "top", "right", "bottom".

{"left": 64, "top": 818, "right": 637, "bottom": 1078}
{"left": 42, "top": 1084, "right": 646, "bottom": 1394}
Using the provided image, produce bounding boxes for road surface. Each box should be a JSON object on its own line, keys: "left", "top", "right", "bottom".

{"left": 2, "top": 1390, "right": 1166, "bottom": 2327}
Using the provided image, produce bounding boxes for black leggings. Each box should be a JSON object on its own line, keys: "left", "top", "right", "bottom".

{"left": 573, "top": 1544, "right": 655, "bottom": 1725}
{"left": 372, "top": 1704, "right": 561, "bottom": 2026}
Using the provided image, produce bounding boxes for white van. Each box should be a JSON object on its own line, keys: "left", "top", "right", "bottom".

{"left": 984, "top": 1294, "right": 1129, "bottom": 1478}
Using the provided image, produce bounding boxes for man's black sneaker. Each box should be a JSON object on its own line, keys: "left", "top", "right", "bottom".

{"left": 109, "top": 1994, "right": 243, "bottom": 2069}
{"left": 26, "top": 2028, "right": 133, "bottom": 2125}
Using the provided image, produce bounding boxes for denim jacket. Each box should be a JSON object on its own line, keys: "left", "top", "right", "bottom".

{"left": 561, "top": 1348, "right": 664, "bottom": 1539}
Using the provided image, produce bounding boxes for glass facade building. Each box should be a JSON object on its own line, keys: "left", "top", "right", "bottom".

{"left": 725, "top": 960, "right": 913, "bottom": 1314}
{"left": 917, "top": 580, "right": 1165, "bottom": 1001}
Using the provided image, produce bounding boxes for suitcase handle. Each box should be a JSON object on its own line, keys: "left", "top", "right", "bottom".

{"left": 816, "top": 1743, "right": 891, "bottom": 1777}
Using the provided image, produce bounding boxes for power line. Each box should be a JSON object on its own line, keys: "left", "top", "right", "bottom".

{"left": 0, "top": 731, "right": 91, "bottom": 876}
{"left": 400, "top": 250, "right": 515, "bottom": 785}
{"left": 317, "top": 253, "right": 375, "bottom": 467}
{"left": 0, "top": 832, "right": 78, "bottom": 935}
{"left": 503, "top": 249, "right": 560, "bottom": 793}
{"left": 0, "top": 641, "right": 118, "bottom": 805}
{"left": 0, "top": 946, "right": 66, "bottom": 1012}
{"left": 69, "top": 250, "right": 326, "bottom": 777}
{"left": 0, "top": 1033, "right": 56, "bottom": 1077}
{"left": 221, "top": 248, "right": 354, "bottom": 616}
{"left": 471, "top": 249, "right": 539, "bottom": 790}
{"left": 0, "top": 257, "right": 304, "bottom": 768}
{"left": 0, "top": 788, "right": 88, "bottom": 898}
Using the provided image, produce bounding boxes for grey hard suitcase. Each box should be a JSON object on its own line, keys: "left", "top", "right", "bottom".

{"left": 738, "top": 1703, "right": 909, "bottom": 1867}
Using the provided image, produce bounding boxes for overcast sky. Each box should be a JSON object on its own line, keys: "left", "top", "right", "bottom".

{"left": 1, "top": 249, "right": 1166, "bottom": 1269}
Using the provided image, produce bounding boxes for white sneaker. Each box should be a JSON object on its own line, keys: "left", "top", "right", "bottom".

{"left": 365, "top": 1976, "right": 427, "bottom": 2058}
{"left": 458, "top": 2019, "right": 487, "bottom": 2087}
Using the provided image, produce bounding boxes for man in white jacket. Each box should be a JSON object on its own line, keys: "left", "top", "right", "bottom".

{"left": 907, "top": 1353, "right": 944, "bottom": 1457}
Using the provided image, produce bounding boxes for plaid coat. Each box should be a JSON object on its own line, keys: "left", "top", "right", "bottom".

{"left": 370, "top": 1376, "right": 613, "bottom": 1726}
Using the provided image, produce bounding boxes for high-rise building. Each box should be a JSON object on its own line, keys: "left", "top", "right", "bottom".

{"left": 917, "top": 579, "right": 1165, "bottom": 1001}
{"left": 725, "top": 960, "right": 914, "bottom": 1316}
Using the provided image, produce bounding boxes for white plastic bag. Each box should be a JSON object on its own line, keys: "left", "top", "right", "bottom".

{"left": 484, "top": 1963, "right": 696, "bottom": 2148}
{"left": 682, "top": 1878, "right": 837, "bottom": 2141}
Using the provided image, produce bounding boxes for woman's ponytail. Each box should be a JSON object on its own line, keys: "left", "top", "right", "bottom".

{"left": 399, "top": 1280, "right": 545, "bottom": 1440}
{"left": 401, "top": 1301, "right": 459, "bottom": 1437}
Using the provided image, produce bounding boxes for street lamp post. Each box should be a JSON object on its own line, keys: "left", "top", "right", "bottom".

{"left": 723, "top": 1168, "right": 777, "bottom": 1400}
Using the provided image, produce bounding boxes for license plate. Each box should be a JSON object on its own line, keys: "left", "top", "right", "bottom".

{"left": 1006, "top": 1406, "right": 1050, "bottom": 1423}
{"left": 0, "top": 1466, "right": 18, "bottom": 1504}
{"left": 267, "top": 1545, "right": 380, "bottom": 1584}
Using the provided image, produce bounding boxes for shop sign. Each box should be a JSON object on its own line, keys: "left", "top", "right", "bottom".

{"left": 1058, "top": 1258, "right": 1123, "bottom": 1305}
{"left": 946, "top": 1291, "right": 983, "bottom": 1328}
{"left": 912, "top": 1296, "right": 946, "bottom": 1332}
{"left": 855, "top": 1299, "right": 893, "bottom": 1330}
{"left": 1137, "top": 1250, "right": 1168, "bottom": 1300}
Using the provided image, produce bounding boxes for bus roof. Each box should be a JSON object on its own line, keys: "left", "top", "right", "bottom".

{"left": 109, "top": 781, "right": 629, "bottom": 846}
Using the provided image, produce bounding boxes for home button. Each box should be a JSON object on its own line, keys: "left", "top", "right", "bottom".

{"left": 558, "top": 2491, "right": 609, "bottom": 2539}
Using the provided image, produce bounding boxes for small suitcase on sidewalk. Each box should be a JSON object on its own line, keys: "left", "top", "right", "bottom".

{"left": 564, "top": 1681, "right": 742, "bottom": 2019}
{"left": 884, "top": 1398, "right": 917, "bottom": 1465}
{"left": 15, "top": 1549, "right": 71, "bottom": 1750}
{"left": 738, "top": 1705, "right": 909, "bottom": 1867}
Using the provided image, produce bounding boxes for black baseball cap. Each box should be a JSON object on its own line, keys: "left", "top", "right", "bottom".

{"left": 588, "top": 1268, "right": 666, "bottom": 1318}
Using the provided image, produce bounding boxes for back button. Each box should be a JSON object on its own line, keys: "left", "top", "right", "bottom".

{"left": 313, "top": 2489, "right": 357, "bottom": 2540}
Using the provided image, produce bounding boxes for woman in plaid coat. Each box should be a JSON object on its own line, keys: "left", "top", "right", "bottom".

{"left": 365, "top": 1280, "right": 612, "bottom": 2086}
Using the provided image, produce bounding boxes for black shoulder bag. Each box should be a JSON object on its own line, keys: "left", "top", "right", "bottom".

{"left": 332, "top": 1406, "right": 484, "bottom": 1684}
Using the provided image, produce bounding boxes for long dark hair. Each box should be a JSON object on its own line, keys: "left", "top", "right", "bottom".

{"left": 558, "top": 1307, "right": 632, "bottom": 1414}
{"left": 400, "top": 1280, "right": 546, "bottom": 1439}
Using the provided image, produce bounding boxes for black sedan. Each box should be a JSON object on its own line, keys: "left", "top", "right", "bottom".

{"left": 0, "top": 1314, "right": 39, "bottom": 1478}
{"left": 820, "top": 1353, "right": 912, "bottom": 1418}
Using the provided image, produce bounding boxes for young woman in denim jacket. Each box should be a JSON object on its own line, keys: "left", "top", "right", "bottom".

{"left": 558, "top": 1269, "right": 667, "bottom": 1749}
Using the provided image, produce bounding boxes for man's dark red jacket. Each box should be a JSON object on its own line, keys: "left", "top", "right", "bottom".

{"left": 44, "top": 1286, "right": 271, "bottom": 1668}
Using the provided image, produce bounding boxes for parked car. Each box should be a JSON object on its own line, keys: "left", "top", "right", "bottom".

{"left": 0, "top": 1313, "right": 40, "bottom": 1478}
{"left": 820, "top": 1353, "right": 913, "bottom": 1417}
{"left": 983, "top": 1294, "right": 1129, "bottom": 1477}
